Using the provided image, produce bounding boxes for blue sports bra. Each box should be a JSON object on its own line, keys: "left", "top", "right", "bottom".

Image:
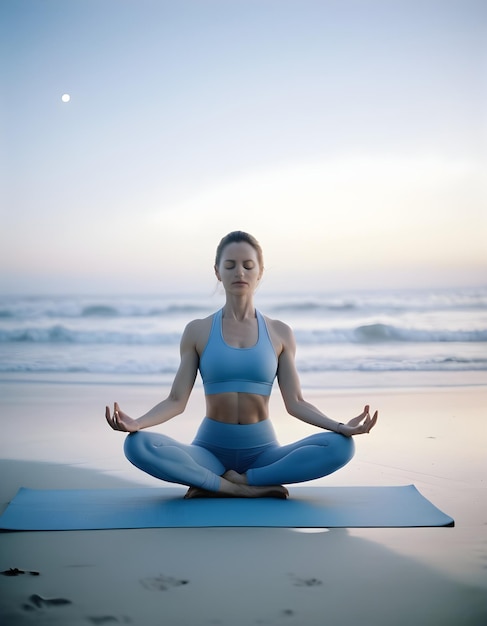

{"left": 199, "top": 309, "right": 278, "bottom": 396}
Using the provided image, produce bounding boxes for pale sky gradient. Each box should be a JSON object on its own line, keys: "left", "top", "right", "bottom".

{"left": 1, "top": 0, "right": 486, "bottom": 294}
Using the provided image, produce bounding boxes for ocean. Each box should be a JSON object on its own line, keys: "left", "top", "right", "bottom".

{"left": 1, "top": 287, "right": 486, "bottom": 391}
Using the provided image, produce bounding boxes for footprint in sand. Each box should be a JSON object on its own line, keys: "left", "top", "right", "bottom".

{"left": 139, "top": 574, "right": 189, "bottom": 591}
{"left": 1, "top": 567, "right": 40, "bottom": 577}
{"left": 288, "top": 574, "right": 323, "bottom": 587}
{"left": 87, "top": 617, "right": 132, "bottom": 624}
{"left": 281, "top": 608, "right": 295, "bottom": 616}
{"left": 22, "top": 594, "right": 72, "bottom": 611}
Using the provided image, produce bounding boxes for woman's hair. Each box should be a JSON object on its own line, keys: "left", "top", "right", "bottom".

{"left": 214, "top": 231, "right": 264, "bottom": 269}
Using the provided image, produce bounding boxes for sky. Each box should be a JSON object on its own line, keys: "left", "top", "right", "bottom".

{"left": 1, "top": 0, "right": 486, "bottom": 294}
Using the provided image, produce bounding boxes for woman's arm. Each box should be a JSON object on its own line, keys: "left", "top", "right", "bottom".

{"left": 275, "top": 322, "right": 377, "bottom": 436}
{"left": 106, "top": 321, "right": 200, "bottom": 432}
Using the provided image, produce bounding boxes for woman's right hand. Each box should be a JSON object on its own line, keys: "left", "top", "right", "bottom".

{"left": 105, "top": 402, "right": 141, "bottom": 432}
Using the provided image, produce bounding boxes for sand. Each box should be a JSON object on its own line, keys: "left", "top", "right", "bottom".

{"left": 0, "top": 377, "right": 486, "bottom": 625}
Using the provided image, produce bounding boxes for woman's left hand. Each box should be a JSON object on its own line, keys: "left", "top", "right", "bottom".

{"left": 341, "top": 405, "right": 378, "bottom": 436}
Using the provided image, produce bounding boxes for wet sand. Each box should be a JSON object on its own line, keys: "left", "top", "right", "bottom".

{"left": 0, "top": 379, "right": 486, "bottom": 625}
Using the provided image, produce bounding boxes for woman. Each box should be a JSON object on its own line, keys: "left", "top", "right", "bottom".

{"left": 106, "top": 231, "right": 378, "bottom": 499}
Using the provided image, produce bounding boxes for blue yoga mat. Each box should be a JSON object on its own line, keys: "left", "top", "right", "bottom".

{"left": 0, "top": 485, "right": 454, "bottom": 530}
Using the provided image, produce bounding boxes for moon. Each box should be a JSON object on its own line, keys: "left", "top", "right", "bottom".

{"left": 61, "top": 94, "right": 71, "bottom": 103}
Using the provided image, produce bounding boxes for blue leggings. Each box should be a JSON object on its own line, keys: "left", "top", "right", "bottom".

{"left": 124, "top": 417, "right": 355, "bottom": 492}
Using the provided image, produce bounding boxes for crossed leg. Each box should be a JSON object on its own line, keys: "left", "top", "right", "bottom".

{"left": 123, "top": 431, "right": 354, "bottom": 498}
{"left": 246, "top": 431, "right": 355, "bottom": 486}
{"left": 123, "top": 432, "right": 288, "bottom": 498}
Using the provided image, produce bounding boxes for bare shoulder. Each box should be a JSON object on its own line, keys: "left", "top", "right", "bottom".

{"left": 264, "top": 315, "right": 293, "bottom": 338}
{"left": 183, "top": 313, "right": 215, "bottom": 354}
{"left": 263, "top": 315, "right": 296, "bottom": 353}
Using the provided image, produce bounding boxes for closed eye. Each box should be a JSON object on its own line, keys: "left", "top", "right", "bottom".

{"left": 223, "top": 261, "right": 255, "bottom": 270}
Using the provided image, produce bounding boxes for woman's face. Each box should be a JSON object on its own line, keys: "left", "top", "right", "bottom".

{"left": 215, "top": 242, "right": 262, "bottom": 294}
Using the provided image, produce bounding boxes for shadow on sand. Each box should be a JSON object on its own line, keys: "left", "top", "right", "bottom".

{"left": 0, "top": 460, "right": 486, "bottom": 626}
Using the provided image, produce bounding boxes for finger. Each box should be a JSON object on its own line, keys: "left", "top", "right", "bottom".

{"left": 366, "top": 411, "right": 378, "bottom": 432}
{"left": 358, "top": 408, "right": 366, "bottom": 419}
{"left": 105, "top": 406, "right": 118, "bottom": 430}
{"left": 105, "top": 406, "right": 111, "bottom": 424}
{"left": 358, "top": 405, "right": 370, "bottom": 421}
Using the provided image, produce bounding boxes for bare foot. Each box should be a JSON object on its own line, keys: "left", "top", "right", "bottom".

{"left": 222, "top": 470, "right": 248, "bottom": 485}
{"left": 184, "top": 481, "right": 288, "bottom": 500}
{"left": 184, "top": 487, "right": 227, "bottom": 499}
